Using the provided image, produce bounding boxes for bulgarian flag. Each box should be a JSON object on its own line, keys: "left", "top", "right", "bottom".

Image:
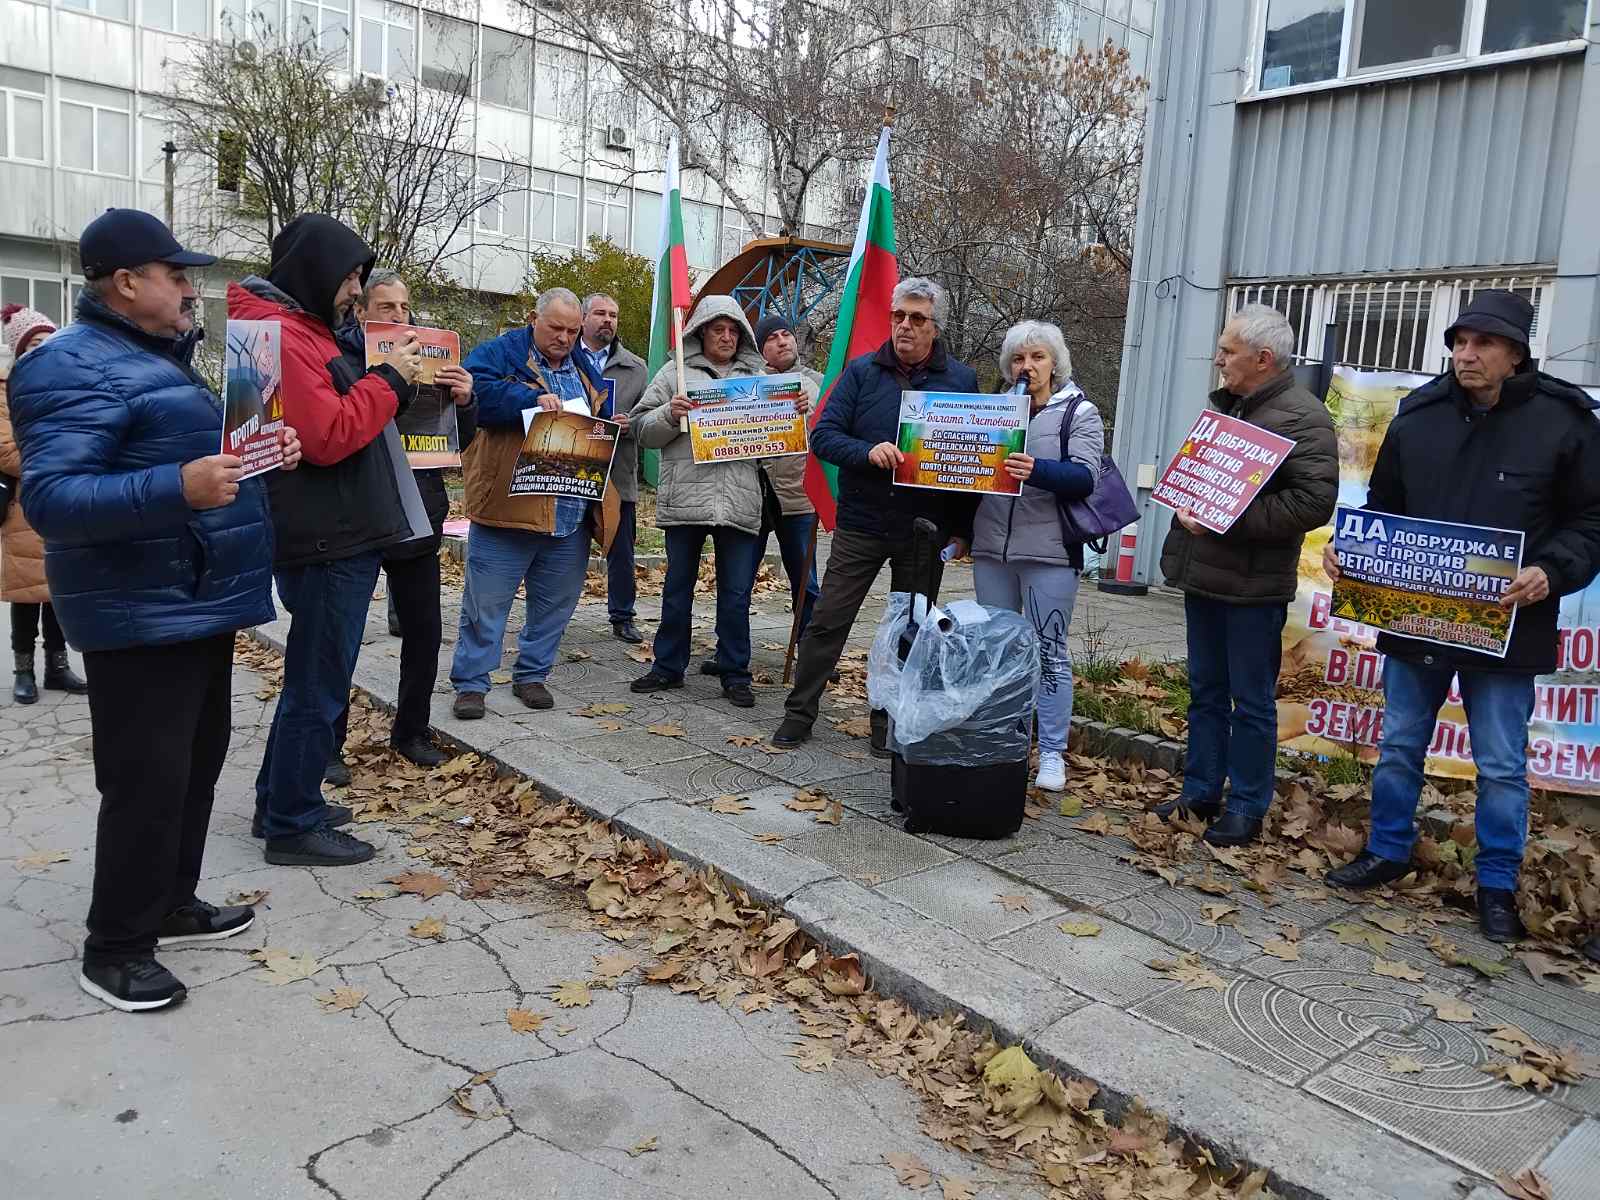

{"left": 804, "top": 124, "right": 897, "bottom": 529}
{"left": 643, "top": 136, "right": 692, "bottom": 486}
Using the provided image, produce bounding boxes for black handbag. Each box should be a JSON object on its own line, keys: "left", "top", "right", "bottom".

{"left": 1055, "top": 396, "right": 1138, "bottom": 553}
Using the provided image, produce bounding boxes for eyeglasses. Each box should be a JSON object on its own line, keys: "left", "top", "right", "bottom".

{"left": 890, "top": 310, "right": 931, "bottom": 328}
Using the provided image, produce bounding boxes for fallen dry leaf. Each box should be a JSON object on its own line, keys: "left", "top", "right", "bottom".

{"left": 1261, "top": 938, "right": 1301, "bottom": 961}
{"left": 387, "top": 870, "right": 452, "bottom": 900}
{"left": 752, "top": 832, "right": 785, "bottom": 845}
{"left": 885, "top": 1152, "right": 933, "bottom": 1188}
{"left": 592, "top": 953, "right": 638, "bottom": 981}
{"left": 1420, "top": 991, "right": 1475, "bottom": 1023}
{"left": 1057, "top": 919, "right": 1102, "bottom": 938}
{"left": 708, "top": 795, "right": 753, "bottom": 815}
{"left": 251, "top": 947, "right": 323, "bottom": 986}
{"left": 941, "top": 1178, "right": 977, "bottom": 1200}
{"left": 1482, "top": 1061, "right": 1554, "bottom": 1092}
{"left": 1200, "top": 902, "right": 1239, "bottom": 926}
{"left": 815, "top": 798, "right": 844, "bottom": 826}
{"left": 726, "top": 734, "right": 763, "bottom": 748}
{"left": 1517, "top": 951, "right": 1586, "bottom": 986}
{"left": 626, "top": 1135, "right": 658, "bottom": 1157}
{"left": 994, "top": 894, "right": 1033, "bottom": 913}
{"left": 833, "top": 716, "right": 874, "bottom": 738}
{"left": 16, "top": 850, "right": 69, "bottom": 868}
{"left": 784, "top": 1043, "right": 835, "bottom": 1073}
{"left": 506, "top": 1008, "right": 548, "bottom": 1033}
{"left": 1372, "top": 958, "right": 1426, "bottom": 982}
{"left": 1495, "top": 1167, "right": 1553, "bottom": 1200}
{"left": 1386, "top": 1055, "right": 1426, "bottom": 1074}
{"left": 785, "top": 789, "right": 830, "bottom": 812}
{"left": 225, "top": 888, "right": 269, "bottom": 906}
{"left": 316, "top": 986, "right": 366, "bottom": 1011}
{"left": 410, "top": 916, "right": 447, "bottom": 940}
{"left": 1149, "top": 953, "right": 1228, "bottom": 993}
{"left": 551, "top": 979, "right": 592, "bottom": 1008}
{"left": 1328, "top": 921, "right": 1391, "bottom": 955}
{"left": 1364, "top": 909, "right": 1415, "bottom": 935}
{"left": 645, "top": 723, "right": 687, "bottom": 738}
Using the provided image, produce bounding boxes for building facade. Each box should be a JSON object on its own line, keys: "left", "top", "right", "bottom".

{"left": 1112, "top": 0, "right": 1599, "bottom": 584}
{"left": 0, "top": 0, "right": 1156, "bottom": 335}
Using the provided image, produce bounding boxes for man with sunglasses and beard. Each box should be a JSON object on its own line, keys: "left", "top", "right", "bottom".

{"left": 774, "top": 277, "right": 977, "bottom": 751}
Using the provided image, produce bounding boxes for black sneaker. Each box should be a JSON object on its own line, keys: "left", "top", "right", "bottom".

{"left": 392, "top": 736, "right": 447, "bottom": 768}
{"left": 252, "top": 803, "right": 353, "bottom": 839}
{"left": 79, "top": 958, "right": 187, "bottom": 1012}
{"left": 157, "top": 901, "right": 255, "bottom": 947}
{"left": 264, "top": 826, "right": 376, "bottom": 867}
{"left": 722, "top": 682, "right": 755, "bottom": 708}
{"left": 700, "top": 659, "right": 729, "bottom": 677}
{"left": 324, "top": 756, "right": 352, "bottom": 788}
{"left": 612, "top": 619, "right": 644, "bottom": 645}
{"left": 631, "top": 671, "right": 684, "bottom": 693}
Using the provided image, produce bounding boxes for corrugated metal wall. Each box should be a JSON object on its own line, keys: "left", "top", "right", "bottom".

{"left": 1228, "top": 54, "right": 1585, "bottom": 280}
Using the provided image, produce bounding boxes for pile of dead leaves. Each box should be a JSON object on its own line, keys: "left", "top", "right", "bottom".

{"left": 323, "top": 707, "right": 1274, "bottom": 1199}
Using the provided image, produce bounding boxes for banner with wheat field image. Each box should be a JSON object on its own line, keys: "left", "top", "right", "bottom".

{"left": 1277, "top": 365, "right": 1600, "bottom": 794}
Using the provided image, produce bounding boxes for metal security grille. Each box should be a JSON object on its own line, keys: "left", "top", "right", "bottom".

{"left": 1227, "top": 273, "right": 1554, "bottom": 373}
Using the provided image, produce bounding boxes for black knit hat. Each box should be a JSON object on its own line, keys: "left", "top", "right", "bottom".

{"left": 1444, "top": 290, "right": 1534, "bottom": 361}
{"left": 754, "top": 313, "right": 793, "bottom": 350}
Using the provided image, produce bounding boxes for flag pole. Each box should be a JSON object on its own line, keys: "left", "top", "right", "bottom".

{"left": 781, "top": 519, "right": 818, "bottom": 685}
{"left": 674, "top": 306, "right": 689, "bottom": 432}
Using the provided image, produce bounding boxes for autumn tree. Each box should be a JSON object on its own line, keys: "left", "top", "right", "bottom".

{"left": 527, "top": 239, "right": 656, "bottom": 355}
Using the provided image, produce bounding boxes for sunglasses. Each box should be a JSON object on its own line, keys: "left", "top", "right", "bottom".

{"left": 890, "top": 310, "right": 931, "bottom": 328}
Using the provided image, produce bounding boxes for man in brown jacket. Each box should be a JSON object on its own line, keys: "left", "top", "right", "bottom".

{"left": 1157, "top": 304, "right": 1338, "bottom": 846}
{"left": 450, "top": 288, "right": 620, "bottom": 718}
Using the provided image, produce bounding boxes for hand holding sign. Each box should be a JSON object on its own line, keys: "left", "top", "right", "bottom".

{"left": 385, "top": 330, "right": 423, "bottom": 384}
{"left": 1500, "top": 566, "right": 1550, "bottom": 609}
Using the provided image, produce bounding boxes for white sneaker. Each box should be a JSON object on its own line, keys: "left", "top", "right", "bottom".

{"left": 1035, "top": 751, "right": 1066, "bottom": 792}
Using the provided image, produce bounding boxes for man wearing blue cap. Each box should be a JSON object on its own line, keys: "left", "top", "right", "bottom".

{"left": 8, "top": 209, "right": 302, "bottom": 1011}
{"left": 1323, "top": 290, "right": 1600, "bottom": 942}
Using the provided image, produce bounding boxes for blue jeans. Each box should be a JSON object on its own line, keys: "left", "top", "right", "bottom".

{"left": 653, "top": 525, "right": 761, "bottom": 688}
{"left": 255, "top": 551, "right": 382, "bottom": 839}
{"left": 1182, "top": 595, "right": 1286, "bottom": 819}
{"left": 1368, "top": 657, "right": 1534, "bottom": 890}
{"left": 450, "top": 521, "right": 590, "bottom": 695}
{"left": 767, "top": 512, "right": 820, "bottom": 640}
{"left": 606, "top": 500, "right": 637, "bottom": 623}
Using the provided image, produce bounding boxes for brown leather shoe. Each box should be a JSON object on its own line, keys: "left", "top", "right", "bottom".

{"left": 452, "top": 692, "right": 486, "bottom": 720}
{"left": 513, "top": 681, "right": 554, "bottom": 710}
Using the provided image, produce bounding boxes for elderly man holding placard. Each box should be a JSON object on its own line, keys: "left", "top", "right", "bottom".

{"left": 1155, "top": 304, "right": 1338, "bottom": 848}
{"left": 1323, "top": 291, "right": 1600, "bottom": 942}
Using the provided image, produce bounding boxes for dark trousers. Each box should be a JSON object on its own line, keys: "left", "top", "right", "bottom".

{"left": 81, "top": 632, "right": 234, "bottom": 963}
{"left": 1181, "top": 594, "right": 1287, "bottom": 819}
{"left": 255, "top": 551, "right": 381, "bottom": 839}
{"left": 784, "top": 526, "right": 944, "bottom": 725}
{"left": 653, "top": 525, "right": 762, "bottom": 688}
{"left": 10, "top": 602, "right": 66, "bottom": 654}
{"left": 606, "top": 500, "right": 638, "bottom": 623}
{"left": 335, "top": 550, "right": 442, "bottom": 749}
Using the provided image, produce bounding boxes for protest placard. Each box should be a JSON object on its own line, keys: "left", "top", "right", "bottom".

{"left": 1150, "top": 412, "right": 1296, "bottom": 533}
{"left": 1330, "top": 505, "right": 1523, "bottom": 658}
{"left": 222, "top": 320, "right": 285, "bottom": 480}
{"left": 891, "top": 390, "right": 1030, "bottom": 496}
{"left": 684, "top": 373, "right": 809, "bottom": 464}
{"left": 509, "top": 410, "right": 620, "bottom": 502}
{"left": 365, "top": 321, "right": 462, "bottom": 468}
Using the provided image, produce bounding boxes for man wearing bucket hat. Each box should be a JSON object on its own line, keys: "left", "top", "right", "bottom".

{"left": 1323, "top": 290, "right": 1600, "bottom": 942}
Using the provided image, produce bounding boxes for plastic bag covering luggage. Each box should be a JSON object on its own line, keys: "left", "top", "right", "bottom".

{"left": 867, "top": 594, "right": 1041, "bottom": 760}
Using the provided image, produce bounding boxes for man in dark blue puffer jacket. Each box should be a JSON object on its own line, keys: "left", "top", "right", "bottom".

{"left": 9, "top": 209, "right": 302, "bottom": 1013}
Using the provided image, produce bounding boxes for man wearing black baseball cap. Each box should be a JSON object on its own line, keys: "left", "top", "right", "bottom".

{"left": 1323, "top": 290, "right": 1600, "bottom": 942}
{"left": 8, "top": 208, "right": 303, "bottom": 1010}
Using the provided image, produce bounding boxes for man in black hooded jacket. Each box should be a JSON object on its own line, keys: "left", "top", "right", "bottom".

{"left": 1323, "top": 291, "right": 1600, "bottom": 942}
{"left": 229, "top": 214, "right": 423, "bottom": 867}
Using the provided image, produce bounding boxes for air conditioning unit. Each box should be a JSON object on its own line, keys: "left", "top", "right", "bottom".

{"left": 605, "top": 125, "right": 634, "bottom": 151}
{"left": 234, "top": 40, "right": 259, "bottom": 65}
{"left": 843, "top": 184, "right": 866, "bottom": 210}
{"left": 359, "top": 74, "right": 393, "bottom": 104}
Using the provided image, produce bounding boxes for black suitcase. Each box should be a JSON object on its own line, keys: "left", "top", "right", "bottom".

{"left": 886, "top": 519, "right": 1031, "bottom": 839}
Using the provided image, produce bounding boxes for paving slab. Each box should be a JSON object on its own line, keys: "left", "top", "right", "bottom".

{"left": 878, "top": 859, "right": 1070, "bottom": 942}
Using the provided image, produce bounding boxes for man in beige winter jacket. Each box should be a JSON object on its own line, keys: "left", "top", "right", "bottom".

{"left": 629, "top": 296, "right": 777, "bottom": 708}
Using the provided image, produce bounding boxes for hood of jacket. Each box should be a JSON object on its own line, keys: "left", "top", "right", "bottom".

{"left": 681, "top": 296, "right": 765, "bottom": 373}
{"left": 265, "top": 214, "right": 375, "bottom": 331}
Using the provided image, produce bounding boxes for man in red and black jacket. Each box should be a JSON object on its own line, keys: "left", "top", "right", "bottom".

{"left": 230, "top": 214, "right": 423, "bottom": 868}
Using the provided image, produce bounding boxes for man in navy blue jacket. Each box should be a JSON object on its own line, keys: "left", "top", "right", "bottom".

{"left": 9, "top": 209, "right": 302, "bottom": 1012}
{"left": 775, "top": 277, "right": 976, "bottom": 749}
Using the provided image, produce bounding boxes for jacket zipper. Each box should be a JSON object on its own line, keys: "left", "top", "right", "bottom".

{"left": 1002, "top": 496, "right": 1017, "bottom": 563}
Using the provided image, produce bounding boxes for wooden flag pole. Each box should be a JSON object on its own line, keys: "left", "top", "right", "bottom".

{"left": 782, "top": 519, "right": 819, "bottom": 685}
{"left": 674, "top": 306, "right": 689, "bottom": 433}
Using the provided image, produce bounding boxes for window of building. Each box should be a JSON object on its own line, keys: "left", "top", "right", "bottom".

{"left": 590, "top": 59, "right": 634, "bottom": 130}
{"left": 481, "top": 27, "right": 533, "bottom": 110}
{"left": 529, "top": 169, "right": 580, "bottom": 245}
{"left": 288, "top": 0, "right": 350, "bottom": 61}
{"left": 220, "top": 0, "right": 282, "bottom": 41}
{"left": 1129, "top": 0, "right": 1156, "bottom": 35}
{"left": 1255, "top": 0, "right": 1587, "bottom": 94}
{"left": 631, "top": 189, "right": 660, "bottom": 255}
{"left": 534, "top": 42, "right": 584, "bottom": 122}
{"left": 58, "top": 88, "right": 131, "bottom": 176}
{"left": 359, "top": 0, "right": 414, "bottom": 81}
{"left": 476, "top": 159, "right": 529, "bottom": 238}
{"left": 139, "top": 114, "right": 175, "bottom": 182}
{"left": 0, "top": 78, "right": 48, "bottom": 165}
{"left": 720, "top": 206, "right": 755, "bottom": 263}
{"left": 682, "top": 199, "right": 718, "bottom": 269}
{"left": 143, "top": 0, "right": 210, "bottom": 36}
{"left": 420, "top": 12, "right": 474, "bottom": 93}
{"left": 585, "top": 182, "right": 630, "bottom": 245}
{"left": 60, "top": 0, "right": 131, "bottom": 20}
{"left": 0, "top": 275, "right": 64, "bottom": 326}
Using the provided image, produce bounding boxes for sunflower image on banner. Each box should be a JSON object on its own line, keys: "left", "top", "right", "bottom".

{"left": 892, "top": 389, "right": 1029, "bottom": 496}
